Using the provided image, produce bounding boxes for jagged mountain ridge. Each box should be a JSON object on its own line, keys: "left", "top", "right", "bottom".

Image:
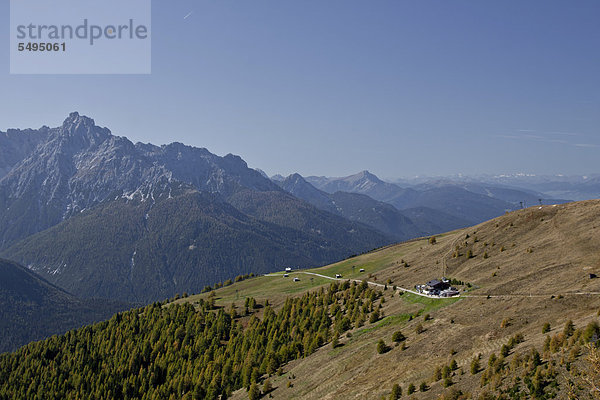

{"left": 306, "top": 170, "right": 413, "bottom": 203}
{"left": 306, "top": 170, "right": 521, "bottom": 224}
{"left": 0, "top": 112, "right": 284, "bottom": 249}
{"left": 275, "top": 173, "right": 425, "bottom": 239}
{"left": 0, "top": 113, "right": 392, "bottom": 302}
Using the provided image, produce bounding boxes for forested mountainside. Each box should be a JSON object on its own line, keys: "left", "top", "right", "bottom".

{"left": 0, "top": 258, "right": 129, "bottom": 353}
{"left": 0, "top": 280, "right": 380, "bottom": 399}
{"left": 3, "top": 185, "right": 389, "bottom": 303}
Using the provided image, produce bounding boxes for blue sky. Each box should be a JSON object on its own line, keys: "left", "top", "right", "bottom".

{"left": 1, "top": 0, "right": 598, "bottom": 178}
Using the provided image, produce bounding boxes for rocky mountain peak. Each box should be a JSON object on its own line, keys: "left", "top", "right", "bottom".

{"left": 62, "top": 112, "right": 94, "bottom": 130}
{"left": 278, "top": 173, "right": 330, "bottom": 204}
{"left": 222, "top": 153, "right": 248, "bottom": 169}
{"left": 59, "top": 112, "right": 110, "bottom": 147}
{"left": 354, "top": 170, "right": 381, "bottom": 183}
{"left": 0, "top": 114, "right": 287, "bottom": 247}
{"left": 287, "top": 173, "right": 305, "bottom": 182}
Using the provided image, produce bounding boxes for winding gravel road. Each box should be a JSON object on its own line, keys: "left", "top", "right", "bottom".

{"left": 266, "top": 271, "right": 600, "bottom": 299}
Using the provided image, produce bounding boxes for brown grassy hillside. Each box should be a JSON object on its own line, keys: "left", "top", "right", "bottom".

{"left": 185, "top": 200, "right": 600, "bottom": 399}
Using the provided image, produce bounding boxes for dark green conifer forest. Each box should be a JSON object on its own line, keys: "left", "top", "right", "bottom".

{"left": 0, "top": 281, "right": 381, "bottom": 399}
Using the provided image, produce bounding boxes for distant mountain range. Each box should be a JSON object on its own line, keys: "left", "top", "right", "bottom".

{"left": 0, "top": 112, "right": 281, "bottom": 250}
{"left": 301, "top": 171, "right": 570, "bottom": 222}
{"left": 0, "top": 113, "right": 578, "bottom": 306}
{"left": 275, "top": 173, "right": 454, "bottom": 238}
{"left": 0, "top": 113, "right": 389, "bottom": 303}
{"left": 483, "top": 175, "right": 600, "bottom": 202}
{"left": 394, "top": 173, "right": 599, "bottom": 202}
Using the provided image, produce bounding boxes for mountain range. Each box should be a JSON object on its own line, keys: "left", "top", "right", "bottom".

{"left": 304, "top": 171, "right": 567, "bottom": 223}
{"left": 274, "top": 173, "right": 465, "bottom": 238}
{"left": 395, "top": 173, "right": 599, "bottom": 202}
{"left": 276, "top": 170, "right": 570, "bottom": 233}
{"left": 0, "top": 113, "right": 391, "bottom": 303}
{"left": 0, "top": 113, "right": 575, "bottom": 306}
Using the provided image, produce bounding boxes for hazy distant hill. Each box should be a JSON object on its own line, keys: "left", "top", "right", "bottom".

{"left": 276, "top": 173, "right": 424, "bottom": 239}
{"left": 402, "top": 174, "right": 593, "bottom": 202}
{"left": 276, "top": 173, "right": 336, "bottom": 212}
{"left": 412, "top": 179, "right": 569, "bottom": 207}
{"left": 389, "top": 185, "right": 516, "bottom": 224}
{"left": 306, "top": 171, "right": 518, "bottom": 224}
{"left": 306, "top": 170, "right": 411, "bottom": 203}
{"left": 227, "top": 188, "right": 390, "bottom": 247}
{"left": 502, "top": 176, "right": 600, "bottom": 202}
{"left": 400, "top": 206, "right": 472, "bottom": 234}
{"left": 0, "top": 258, "right": 128, "bottom": 353}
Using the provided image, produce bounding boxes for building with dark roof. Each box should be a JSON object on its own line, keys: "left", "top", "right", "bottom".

{"left": 426, "top": 279, "right": 450, "bottom": 291}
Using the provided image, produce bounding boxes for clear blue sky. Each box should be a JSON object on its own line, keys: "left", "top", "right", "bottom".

{"left": 1, "top": 0, "right": 598, "bottom": 178}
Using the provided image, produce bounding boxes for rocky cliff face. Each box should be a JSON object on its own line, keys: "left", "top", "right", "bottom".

{"left": 0, "top": 128, "right": 48, "bottom": 180}
{"left": 0, "top": 112, "right": 283, "bottom": 249}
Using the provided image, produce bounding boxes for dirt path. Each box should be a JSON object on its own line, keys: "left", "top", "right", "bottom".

{"left": 267, "top": 271, "right": 452, "bottom": 299}
{"left": 266, "top": 271, "right": 600, "bottom": 299}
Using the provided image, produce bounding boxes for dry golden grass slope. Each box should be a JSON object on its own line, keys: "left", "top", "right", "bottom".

{"left": 183, "top": 200, "right": 600, "bottom": 399}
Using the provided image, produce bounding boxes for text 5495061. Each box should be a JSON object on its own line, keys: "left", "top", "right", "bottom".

{"left": 18, "top": 42, "right": 66, "bottom": 52}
